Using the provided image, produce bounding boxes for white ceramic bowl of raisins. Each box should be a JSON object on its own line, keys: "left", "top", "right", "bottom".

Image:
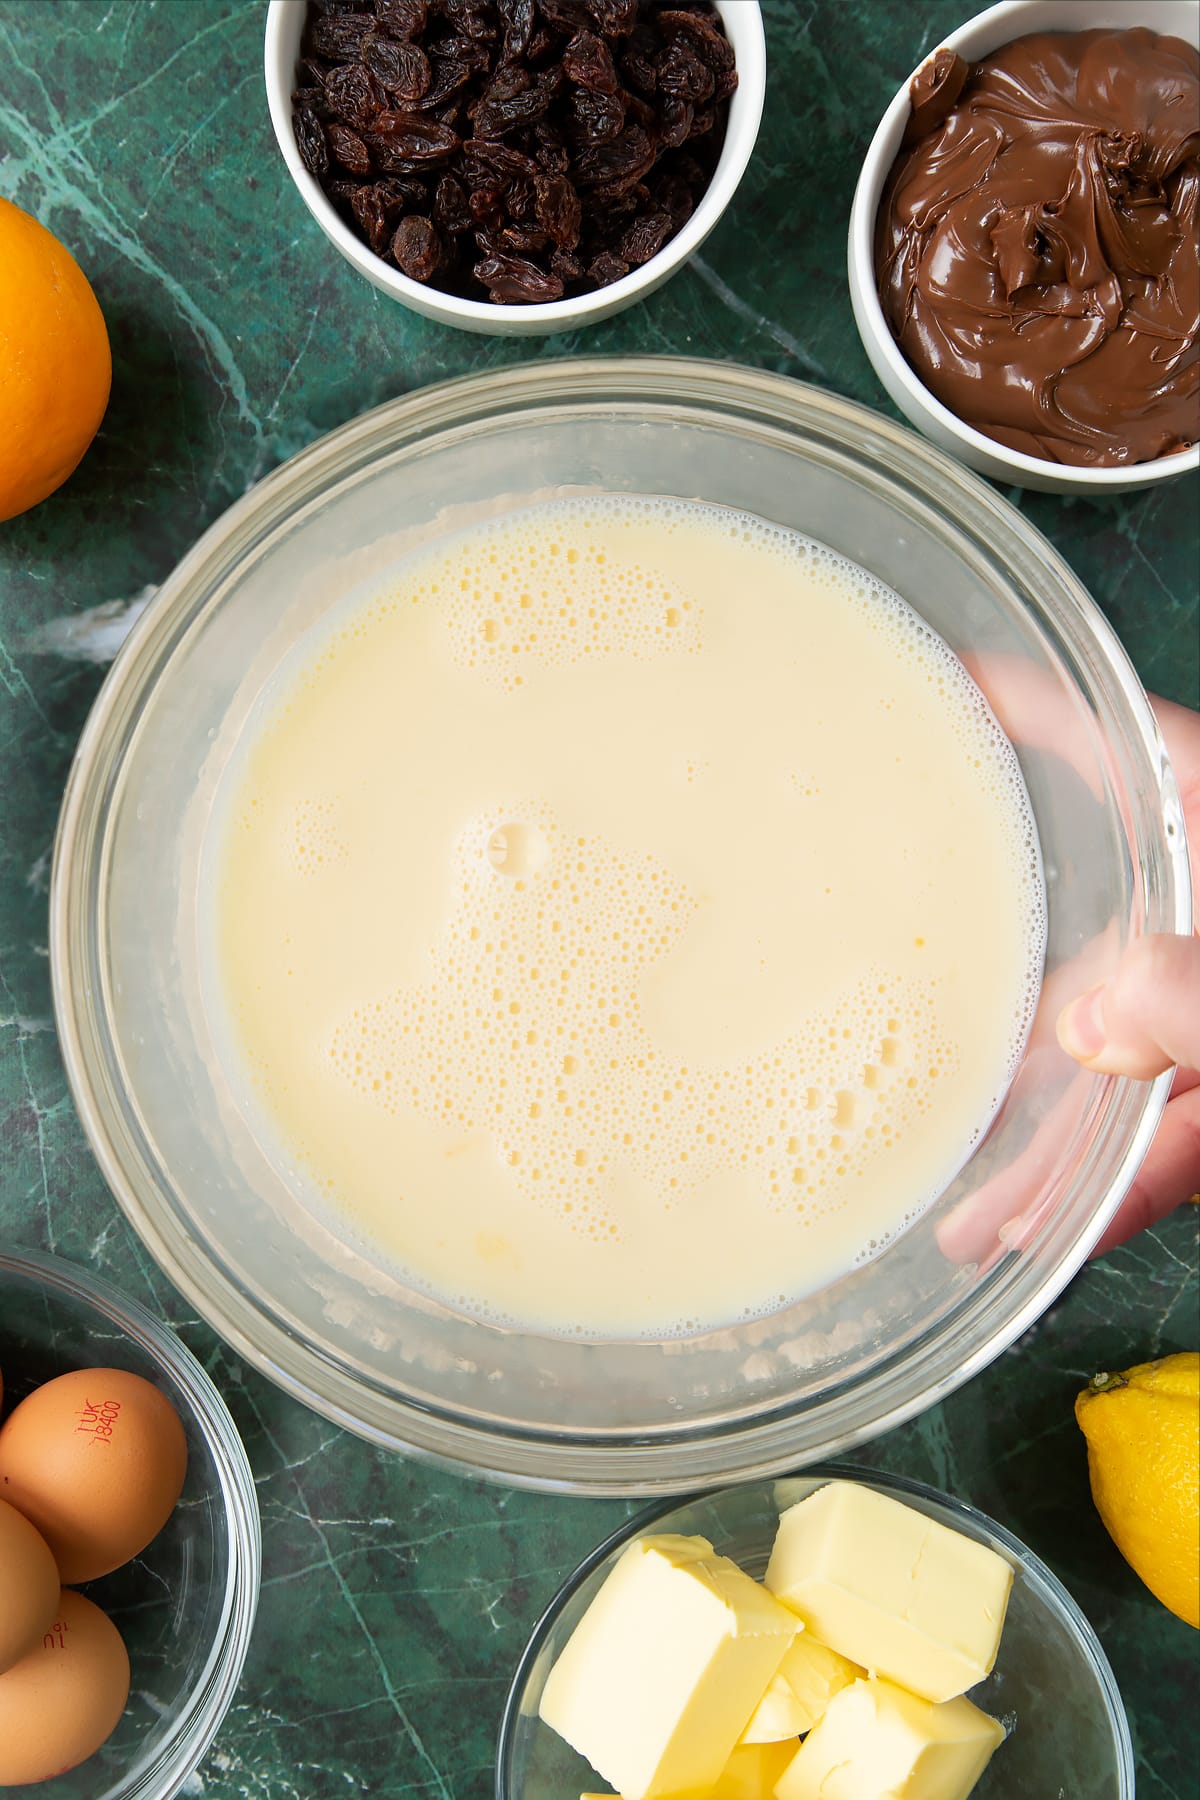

{"left": 264, "top": 0, "right": 765, "bottom": 336}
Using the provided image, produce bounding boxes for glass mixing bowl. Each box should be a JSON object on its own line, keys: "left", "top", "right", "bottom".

{"left": 496, "top": 1467, "right": 1134, "bottom": 1799}
{"left": 0, "top": 1246, "right": 260, "bottom": 1800}
{"left": 49, "top": 358, "right": 1190, "bottom": 1493}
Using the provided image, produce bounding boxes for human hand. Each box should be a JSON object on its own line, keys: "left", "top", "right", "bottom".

{"left": 936, "top": 691, "right": 1197, "bottom": 1270}
{"left": 1056, "top": 695, "right": 1200, "bottom": 1254}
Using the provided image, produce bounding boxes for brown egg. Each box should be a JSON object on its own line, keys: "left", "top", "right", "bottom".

{"left": 0, "top": 1498, "right": 60, "bottom": 1675}
{"left": 0, "top": 1588, "right": 130, "bottom": 1784}
{"left": 0, "top": 1367, "right": 187, "bottom": 1583}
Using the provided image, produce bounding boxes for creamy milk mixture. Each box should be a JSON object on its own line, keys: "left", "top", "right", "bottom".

{"left": 208, "top": 497, "right": 1043, "bottom": 1336}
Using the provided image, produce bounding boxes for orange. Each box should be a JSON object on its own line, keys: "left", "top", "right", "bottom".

{"left": 0, "top": 197, "right": 111, "bottom": 523}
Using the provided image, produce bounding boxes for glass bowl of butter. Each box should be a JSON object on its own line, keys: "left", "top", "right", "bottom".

{"left": 497, "top": 1466, "right": 1134, "bottom": 1800}
{"left": 50, "top": 356, "right": 1190, "bottom": 1492}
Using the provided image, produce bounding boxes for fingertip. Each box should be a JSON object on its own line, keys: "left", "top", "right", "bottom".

{"left": 1056, "top": 959, "right": 1181, "bottom": 1078}
{"left": 1056, "top": 983, "right": 1107, "bottom": 1064}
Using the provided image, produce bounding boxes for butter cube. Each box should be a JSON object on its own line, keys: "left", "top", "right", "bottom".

{"left": 540, "top": 1533, "right": 798, "bottom": 1800}
{"left": 739, "top": 1670, "right": 808, "bottom": 1743}
{"left": 774, "top": 1678, "right": 1005, "bottom": 1800}
{"left": 710, "top": 1741, "right": 799, "bottom": 1798}
{"left": 765, "top": 1483, "right": 1012, "bottom": 1703}
{"left": 742, "top": 1633, "right": 865, "bottom": 1742}
{"left": 580, "top": 1741, "right": 798, "bottom": 1800}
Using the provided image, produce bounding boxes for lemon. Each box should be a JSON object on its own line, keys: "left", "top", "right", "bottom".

{"left": 1075, "top": 1351, "right": 1199, "bottom": 1628}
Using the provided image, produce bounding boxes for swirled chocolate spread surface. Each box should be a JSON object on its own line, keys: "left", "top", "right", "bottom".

{"left": 876, "top": 28, "right": 1200, "bottom": 466}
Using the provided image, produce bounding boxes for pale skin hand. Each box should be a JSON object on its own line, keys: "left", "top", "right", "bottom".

{"left": 935, "top": 693, "right": 1199, "bottom": 1270}
{"left": 1056, "top": 696, "right": 1200, "bottom": 1254}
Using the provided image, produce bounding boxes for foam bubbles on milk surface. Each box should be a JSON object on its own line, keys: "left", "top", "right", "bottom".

{"left": 211, "top": 496, "right": 1045, "bottom": 1338}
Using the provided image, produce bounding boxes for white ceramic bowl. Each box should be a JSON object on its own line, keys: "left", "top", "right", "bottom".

{"left": 848, "top": 0, "right": 1200, "bottom": 494}
{"left": 263, "top": 0, "right": 765, "bottom": 336}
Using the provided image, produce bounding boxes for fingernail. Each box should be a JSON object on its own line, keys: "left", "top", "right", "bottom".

{"left": 1058, "top": 983, "right": 1107, "bottom": 1059}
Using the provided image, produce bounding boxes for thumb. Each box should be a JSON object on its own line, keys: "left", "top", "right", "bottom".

{"left": 1056, "top": 933, "right": 1200, "bottom": 1079}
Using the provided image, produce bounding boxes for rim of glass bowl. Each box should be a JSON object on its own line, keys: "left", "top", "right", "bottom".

{"left": 48, "top": 357, "right": 1192, "bottom": 1493}
{"left": 494, "top": 1462, "right": 1136, "bottom": 1800}
{"left": 0, "top": 1245, "right": 262, "bottom": 1800}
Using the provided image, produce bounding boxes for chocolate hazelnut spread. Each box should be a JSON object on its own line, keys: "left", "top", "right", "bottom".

{"left": 876, "top": 27, "right": 1200, "bottom": 467}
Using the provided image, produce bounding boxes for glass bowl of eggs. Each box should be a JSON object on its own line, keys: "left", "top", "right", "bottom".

{"left": 49, "top": 356, "right": 1190, "bottom": 1493}
{"left": 496, "top": 1466, "right": 1135, "bottom": 1799}
{"left": 0, "top": 1245, "right": 260, "bottom": 1799}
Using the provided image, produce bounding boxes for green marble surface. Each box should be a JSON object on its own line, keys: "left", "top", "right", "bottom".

{"left": 0, "top": 1, "right": 1197, "bottom": 1795}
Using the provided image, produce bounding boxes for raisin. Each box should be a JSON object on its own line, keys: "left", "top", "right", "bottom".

{"left": 473, "top": 250, "right": 564, "bottom": 301}
{"left": 568, "top": 87, "right": 626, "bottom": 146}
{"left": 534, "top": 134, "right": 570, "bottom": 174}
{"left": 433, "top": 172, "right": 473, "bottom": 232}
{"left": 712, "top": 64, "right": 737, "bottom": 103}
{"left": 525, "top": 22, "right": 558, "bottom": 63}
{"left": 497, "top": 0, "right": 534, "bottom": 59}
{"left": 391, "top": 214, "right": 443, "bottom": 280}
{"left": 623, "top": 87, "right": 656, "bottom": 130}
{"left": 651, "top": 167, "right": 696, "bottom": 230}
{"left": 534, "top": 171, "right": 582, "bottom": 246}
{"left": 473, "top": 83, "right": 553, "bottom": 138}
{"left": 464, "top": 137, "right": 540, "bottom": 177}
{"left": 508, "top": 175, "right": 539, "bottom": 221}
{"left": 497, "top": 222, "right": 554, "bottom": 254}
{"left": 656, "top": 42, "right": 714, "bottom": 105}
{"left": 550, "top": 246, "right": 585, "bottom": 284}
{"left": 376, "top": 0, "right": 427, "bottom": 36}
{"left": 351, "top": 182, "right": 397, "bottom": 252}
{"left": 377, "top": 173, "right": 434, "bottom": 210}
{"left": 479, "top": 62, "right": 534, "bottom": 104}
{"left": 656, "top": 7, "right": 734, "bottom": 73}
{"left": 368, "top": 112, "right": 460, "bottom": 168}
{"left": 307, "top": 10, "right": 374, "bottom": 59}
{"left": 562, "top": 29, "right": 618, "bottom": 93}
{"left": 325, "top": 178, "right": 361, "bottom": 216}
{"left": 657, "top": 93, "right": 693, "bottom": 147}
{"left": 619, "top": 207, "right": 671, "bottom": 264}
{"left": 417, "top": 55, "right": 478, "bottom": 110}
{"left": 536, "top": 0, "right": 592, "bottom": 29}
{"left": 589, "top": 248, "right": 629, "bottom": 284}
{"left": 327, "top": 121, "right": 373, "bottom": 174}
{"left": 587, "top": 0, "right": 638, "bottom": 34}
{"left": 364, "top": 35, "right": 432, "bottom": 102}
{"left": 434, "top": 33, "right": 493, "bottom": 70}
{"left": 620, "top": 50, "right": 656, "bottom": 95}
{"left": 294, "top": 108, "right": 330, "bottom": 176}
{"left": 439, "top": 0, "right": 497, "bottom": 40}
{"left": 468, "top": 181, "right": 508, "bottom": 231}
{"left": 574, "top": 124, "right": 656, "bottom": 190}
{"left": 584, "top": 184, "right": 641, "bottom": 245}
{"left": 322, "top": 64, "right": 386, "bottom": 130}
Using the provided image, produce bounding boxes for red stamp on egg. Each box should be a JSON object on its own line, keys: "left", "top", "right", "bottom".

{"left": 74, "top": 1395, "right": 121, "bottom": 1444}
